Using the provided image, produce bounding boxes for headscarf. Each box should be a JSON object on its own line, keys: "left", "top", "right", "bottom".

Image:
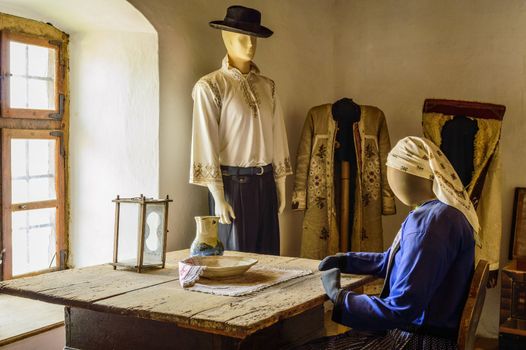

{"left": 386, "top": 136, "right": 481, "bottom": 246}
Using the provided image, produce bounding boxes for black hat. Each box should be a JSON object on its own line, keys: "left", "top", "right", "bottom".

{"left": 209, "top": 5, "right": 273, "bottom": 38}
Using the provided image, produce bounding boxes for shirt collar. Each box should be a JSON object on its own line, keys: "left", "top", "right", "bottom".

{"left": 221, "top": 55, "right": 260, "bottom": 76}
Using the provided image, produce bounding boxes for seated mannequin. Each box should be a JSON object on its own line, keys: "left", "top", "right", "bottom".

{"left": 298, "top": 136, "right": 478, "bottom": 350}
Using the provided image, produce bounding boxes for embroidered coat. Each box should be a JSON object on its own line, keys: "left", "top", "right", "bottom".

{"left": 292, "top": 104, "right": 396, "bottom": 259}
{"left": 423, "top": 113, "right": 502, "bottom": 270}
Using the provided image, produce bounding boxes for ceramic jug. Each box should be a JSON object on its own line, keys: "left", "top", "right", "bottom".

{"left": 190, "top": 216, "right": 224, "bottom": 256}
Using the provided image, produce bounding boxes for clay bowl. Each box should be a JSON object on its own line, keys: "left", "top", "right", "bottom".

{"left": 183, "top": 256, "right": 258, "bottom": 278}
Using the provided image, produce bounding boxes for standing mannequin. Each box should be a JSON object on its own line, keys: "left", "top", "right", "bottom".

{"left": 190, "top": 6, "right": 292, "bottom": 255}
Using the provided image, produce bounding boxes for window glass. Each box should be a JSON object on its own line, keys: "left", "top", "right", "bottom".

{"left": 9, "top": 41, "right": 56, "bottom": 110}
{"left": 12, "top": 207, "right": 56, "bottom": 276}
{"left": 11, "top": 139, "right": 56, "bottom": 203}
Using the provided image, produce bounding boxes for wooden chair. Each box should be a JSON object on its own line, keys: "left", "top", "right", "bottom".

{"left": 457, "top": 259, "right": 490, "bottom": 350}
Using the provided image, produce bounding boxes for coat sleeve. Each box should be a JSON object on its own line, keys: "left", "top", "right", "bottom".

{"left": 292, "top": 109, "right": 314, "bottom": 210}
{"left": 378, "top": 110, "right": 396, "bottom": 215}
{"left": 272, "top": 90, "right": 293, "bottom": 180}
{"left": 189, "top": 80, "right": 223, "bottom": 187}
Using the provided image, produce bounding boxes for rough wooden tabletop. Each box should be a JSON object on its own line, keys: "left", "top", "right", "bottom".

{"left": 0, "top": 250, "right": 375, "bottom": 339}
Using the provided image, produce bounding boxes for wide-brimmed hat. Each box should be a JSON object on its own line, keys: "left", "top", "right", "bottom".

{"left": 209, "top": 5, "right": 273, "bottom": 38}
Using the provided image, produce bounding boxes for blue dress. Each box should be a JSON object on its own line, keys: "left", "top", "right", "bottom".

{"left": 299, "top": 200, "right": 475, "bottom": 350}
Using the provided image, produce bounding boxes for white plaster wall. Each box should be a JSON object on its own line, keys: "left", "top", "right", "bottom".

{"left": 334, "top": 0, "right": 526, "bottom": 338}
{"left": 128, "top": 0, "right": 338, "bottom": 255}
{"left": 0, "top": 326, "right": 65, "bottom": 350}
{"left": 69, "top": 30, "right": 159, "bottom": 267}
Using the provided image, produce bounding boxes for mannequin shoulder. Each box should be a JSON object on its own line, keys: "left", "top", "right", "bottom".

{"left": 193, "top": 70, "right": 228, "bottom": 97}
{"left": 256, "top": 75, "right": 277, "bottom": 93}
{"left": 195, "top": 70, "right": 223, "bottom": 87}
{"left": 307, "top": 104, "right": 332, "bottom": 118}
{"left": 361, "top": 105, "right": 385, "bottom": 118}
{"left": 410, "top": 201, "right": 473, "bottom": 240}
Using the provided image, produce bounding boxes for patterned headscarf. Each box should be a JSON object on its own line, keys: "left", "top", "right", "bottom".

{"left": 386, "top": 136, "right": 480, "bottom": 246}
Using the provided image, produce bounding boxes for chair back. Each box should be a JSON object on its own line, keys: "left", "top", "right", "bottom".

{"left": 457, "top": 259, "right": 490, "bottom": 350}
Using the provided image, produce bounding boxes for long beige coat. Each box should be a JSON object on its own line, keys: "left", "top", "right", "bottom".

{"left": 292, "top": 104, "right": 396, "bottom": 259}
{"left": 423, "top": 113, "right": 502, "bottom": 270}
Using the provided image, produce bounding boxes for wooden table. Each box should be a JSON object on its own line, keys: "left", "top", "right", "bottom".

{"left": 0, "top": 250, "right": 374, "bottom": 350}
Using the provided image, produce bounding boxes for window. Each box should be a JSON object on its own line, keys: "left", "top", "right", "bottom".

{"left": 0, "top": 30, "right": 67, "bottom": 280}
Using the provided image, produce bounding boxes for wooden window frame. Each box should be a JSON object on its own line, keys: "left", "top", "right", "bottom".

{"left": 1, "top": 129, "right": 65, "bottom": 280}
{"left": 0, "top": 31, "right": 64, "bottom": 120}
{"left": 0, "top": 29, "right": 68, "bottom": 281}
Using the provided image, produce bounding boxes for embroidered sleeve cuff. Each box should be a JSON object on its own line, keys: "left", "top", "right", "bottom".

{"left": 190, "top": 163, "right": 222, "bottom": 187}
{"left": 273, "top": 157, "right": 293, "bottom": 179}
{"left": 382, "top": 196, "right": 396, "bottom": 215}
{"left": 292, "top": 190, "right": 306, "bottom": 210}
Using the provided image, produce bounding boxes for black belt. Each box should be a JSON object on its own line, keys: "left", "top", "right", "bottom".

{"left": 221, "top": 164, "right": 273, "bottom": 176}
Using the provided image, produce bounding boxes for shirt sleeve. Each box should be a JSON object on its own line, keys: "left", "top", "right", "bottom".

{"left": 341, "top": 251, "right": 389, "bottom": 277}
{"left": 189, "top": 80, "right": 223, "bottom": 187}
{"left": 272, "top": 91, "right": 293, "bottom": 180}
{"left": 332, "top": 230, "right": 453, "bottom": 330}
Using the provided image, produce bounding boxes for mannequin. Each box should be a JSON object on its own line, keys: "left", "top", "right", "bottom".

{"left": 386, "top": 168, "right": 434, "bottom": 206}
{"left": 207, "top": 30, "right": 286, "bottom": 224}
{"left": 332, "top": 98, "right": 360, "bottom": 251}
{"left": 190, "top": 5, "right": 292, "bottom": 255}
{"left": 440, "top": 116, "right": 478, "bottom": 187}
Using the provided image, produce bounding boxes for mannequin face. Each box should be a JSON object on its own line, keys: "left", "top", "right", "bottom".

{"left": 387, "top": 167, "right": 435, "bottom": 207}
{"left": 222, "top": 30, "right": 257, "bottom": 62}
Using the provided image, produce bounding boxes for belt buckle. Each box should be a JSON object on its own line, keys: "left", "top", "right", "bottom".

{"left": 255, "top": 166, "right": 264, "bottom": 175}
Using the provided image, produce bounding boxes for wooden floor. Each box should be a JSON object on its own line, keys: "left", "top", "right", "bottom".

{"left": 0, "top": 294, "right": 64, "bottom": 346}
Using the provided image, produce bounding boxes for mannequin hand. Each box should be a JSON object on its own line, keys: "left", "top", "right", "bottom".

{"left": 321, "top": 268, "right": 342, "bottom": 303}
{"left": 208, "top": 184, "right": 236, "bottom": 224}
{"left": 215, "top": 198, "right": 236, "bottom": 224}
{"left": 318, "top": 253, "right": 347, "bottom": 271}
{"left": 276, "top": 178, "right": 286, "bottom": 215}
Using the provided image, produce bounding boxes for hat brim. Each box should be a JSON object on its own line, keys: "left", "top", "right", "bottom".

{"left": 209, "top": 21, "right": 273, "bottom": 38}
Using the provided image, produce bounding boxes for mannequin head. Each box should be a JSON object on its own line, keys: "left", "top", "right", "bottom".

{"left": 222, "top": 30, "right": 257, "bottom": 73}
{"left": 387, "top": 167, "right": 435, "bottom": 207}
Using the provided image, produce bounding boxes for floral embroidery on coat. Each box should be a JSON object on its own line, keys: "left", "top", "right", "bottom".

{"left": 308, "top": 137, "right": 328, "bottom": 209}
{"left": 363, "top": 138, "right": 381, "bottom": 204}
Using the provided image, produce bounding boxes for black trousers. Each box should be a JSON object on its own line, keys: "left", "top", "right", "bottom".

{"left": 208, "top": 170, "right": 280, "bottom": 255}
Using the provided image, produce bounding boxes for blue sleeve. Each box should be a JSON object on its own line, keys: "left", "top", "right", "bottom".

{"left": 333, "top": 230, "right": 454, "bottom": 330}
{"left": 342, "top": 250, "right": 390, "bottom": 278}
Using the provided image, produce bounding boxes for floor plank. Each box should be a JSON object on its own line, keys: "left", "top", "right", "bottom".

{"left": 0, "top": 294, "right": 63, "bottom": 346}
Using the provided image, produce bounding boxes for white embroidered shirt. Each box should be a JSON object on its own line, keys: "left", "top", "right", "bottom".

{"left": 190, "top": 56, "right": 292, "bottom": 186}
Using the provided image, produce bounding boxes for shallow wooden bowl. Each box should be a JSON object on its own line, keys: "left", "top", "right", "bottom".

{"left": 183, "top": 256, "right": 258, "bottom": 278}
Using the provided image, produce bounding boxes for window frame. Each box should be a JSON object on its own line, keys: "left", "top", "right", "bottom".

{"left": 1, "top": 128, "right": 66, "bottom": 280}
{"left": 0, "top": 31, "right": 64, "bottom": 120}
{"left": 0, "top": 27, "right": 68, "bottom": 281}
